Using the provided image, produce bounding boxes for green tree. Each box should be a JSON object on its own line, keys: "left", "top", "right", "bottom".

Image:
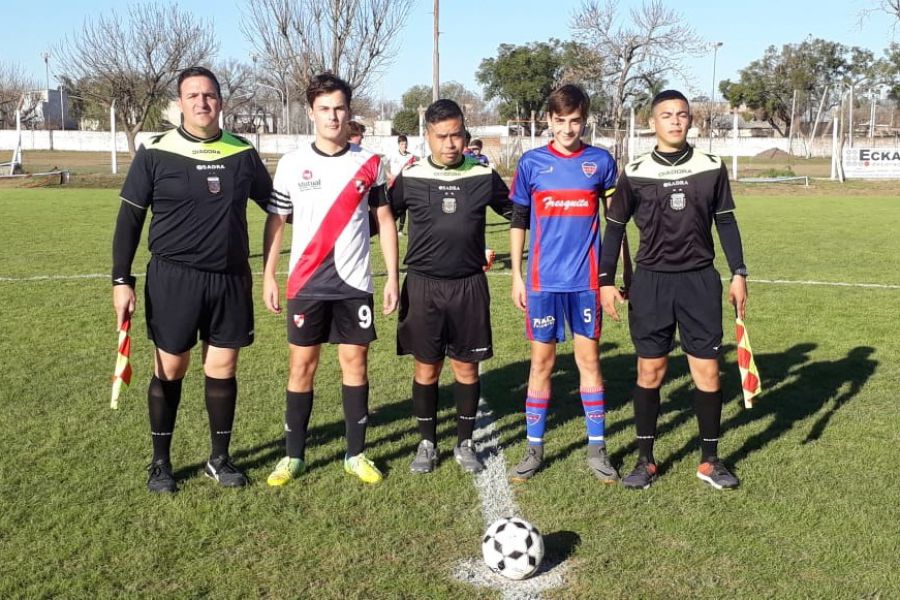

{"left": 392, "top": 109, "right": 419, "bottom": 135}
{"left": 476, "top": 40, "right": 565, "bottom": 123}
{"left": 721, "top": 38, "right": 884, "bottom": 137}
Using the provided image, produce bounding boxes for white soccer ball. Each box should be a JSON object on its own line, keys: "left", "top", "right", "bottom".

{"left": 481, "top": 516, "right": 544, "bottom": 580}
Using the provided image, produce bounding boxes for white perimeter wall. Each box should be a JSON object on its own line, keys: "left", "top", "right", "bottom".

{"left": 1, "top": 129, "right": 897, "bottom": 160}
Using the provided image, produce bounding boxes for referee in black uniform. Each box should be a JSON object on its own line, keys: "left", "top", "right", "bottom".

{"left": 112, "top": 67, "right": 273, "bottom": 493}
{"left": 599, "top": 90, "right": 748, "bottom": 491}
{"left": 389, "top": 99, "right": 512, "bottom": 475}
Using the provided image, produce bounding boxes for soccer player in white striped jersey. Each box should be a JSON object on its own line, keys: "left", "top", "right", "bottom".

{"left": 263, "top": 73, "right": 399, "bottom": 486}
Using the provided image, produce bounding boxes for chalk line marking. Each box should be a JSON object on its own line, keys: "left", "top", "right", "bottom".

{"left": 451, "top": 367, "right": 568, "bottom": 599}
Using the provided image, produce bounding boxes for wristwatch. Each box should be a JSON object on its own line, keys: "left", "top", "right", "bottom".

{"left": 731, "top": 267, "right": 749, "bottom": 279}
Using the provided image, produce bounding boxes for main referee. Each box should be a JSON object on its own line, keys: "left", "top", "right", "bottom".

{"left": 112, "top": 66, "right": 273, "bottom": 493}
{"left": 599, "top": 90, "right": 748, "bottom": 491}
{"left": 389, "top": 99, "right": 512, "bottom": 475}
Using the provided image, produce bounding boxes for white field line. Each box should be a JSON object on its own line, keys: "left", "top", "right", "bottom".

{"left": 451, "top": 369, "right": 567, "bottom": 599}
{"left": 2, "top": 270, "right": 900, "bottom": 290}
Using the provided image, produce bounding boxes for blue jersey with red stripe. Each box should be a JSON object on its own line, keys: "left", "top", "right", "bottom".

{"left": 510, "top": 143, "right": 617, "bottom": 292}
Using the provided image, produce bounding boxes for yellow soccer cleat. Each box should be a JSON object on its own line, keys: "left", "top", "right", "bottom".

{"left": 267, "top": 456, "right": 305, "bottom": 487}
{"left": 343, "top": 453, "right": 383, "bottom": 484}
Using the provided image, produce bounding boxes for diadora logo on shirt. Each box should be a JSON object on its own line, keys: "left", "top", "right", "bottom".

{"left": 192, "top": 148, "right": 221, "bottom": 155}
{"left": 532, "top": 315, "right": 556, "bottom": 329}
{"left": 196, "top": 164, "right": 225, "bottom": 171}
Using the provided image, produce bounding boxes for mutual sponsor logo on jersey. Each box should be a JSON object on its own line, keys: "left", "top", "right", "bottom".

{"left": 581, "top": 161, "right": 597, "bottom": 177}
{"left": 532, "top": 315, "right": 556, "bottom": 329}
{"left": 442, "top": 196, "right": 457, "bottom": 214}
{"left": 302, "top": 169, "right": 313, "bottom": 180}
{"left": 295, "top": 179, "right": 322, "bottom": 192}
{"left": 207, "top": 176, "right": 221, "bottom": 194}
{"left": 293, "top": 314, "right": 305, "bottom": 328}
{"left": 669, "top": 191, "right": 686, "bottom": 211}
{"left": 196, "top": 164, "right": 225, "bottom": 171}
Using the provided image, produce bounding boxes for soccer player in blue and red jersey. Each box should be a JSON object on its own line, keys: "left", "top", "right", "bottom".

{"left": 507, "top": 84, "right": 620, "bottom": 483}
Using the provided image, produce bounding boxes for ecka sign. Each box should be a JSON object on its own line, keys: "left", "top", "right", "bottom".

{"left": 842, "top": 147, "right": 900, "bottom": 179}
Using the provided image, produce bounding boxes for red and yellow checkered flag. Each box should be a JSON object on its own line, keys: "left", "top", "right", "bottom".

{"left": 735, "top": 317, "right": 761, "bottom": 408}
{"left": 111, "top": 318, "right": 133, "bottom": 409}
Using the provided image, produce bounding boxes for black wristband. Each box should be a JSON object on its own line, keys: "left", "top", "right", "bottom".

{"left": 112, "top": 275, "right": 136, "bottom": 288}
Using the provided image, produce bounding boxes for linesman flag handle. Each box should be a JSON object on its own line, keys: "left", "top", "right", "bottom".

{"left": 735, "top": 317, "right": 761, "bottom": 408}
{"left": 111, "top": 318, "right": 133, "bottom": 410}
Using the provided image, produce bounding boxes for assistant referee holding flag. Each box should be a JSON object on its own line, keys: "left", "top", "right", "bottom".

{"left": 112, "top": 66, "right": 273, "bottom": 493}
{"left": 599, "top": 89, "right": 748, "bottom": 491}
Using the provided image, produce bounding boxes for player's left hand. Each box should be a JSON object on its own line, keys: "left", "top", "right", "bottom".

{"left": 729, "top": 275, "right": 747, "bottom": 320}
{"left": 383, "top": 279, "right": 399, "bottom": 315}
{"left": 483, "top": 248, "right": 496, "bottom": 271}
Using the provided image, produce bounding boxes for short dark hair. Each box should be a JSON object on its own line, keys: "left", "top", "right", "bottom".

{"left": 306, "top": 73, "right": 353, "bottom": 107}
{"left": 547, "top": 84, "right": 589, "bottom": 119}
{"left": 425, "top": 99, "right": 464, "bottom": 128}
{"left": 397, "top": 134, "right": 408, "bottom": 143}
{"left": 469, "top": 138, "right": 483, "bottom": 150}
{"left": 348, "top": 120, "right": 365, "bottom": 136}
{"left": 177, "top": 66, "right": 221, "bottom": 98}
{"left": 651, "top": 89, "right": 690, "bottom": 110}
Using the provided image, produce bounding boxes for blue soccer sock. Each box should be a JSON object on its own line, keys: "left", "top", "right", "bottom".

{"left": 581, "top": 386, "right": 606, "bottom": 445}
{"left": 525, "top": 389, "right": 550, "bottom": 445}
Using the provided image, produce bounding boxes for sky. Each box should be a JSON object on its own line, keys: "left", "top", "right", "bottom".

{"left": 3, "top": 0, "right": 896, "bottom": 105}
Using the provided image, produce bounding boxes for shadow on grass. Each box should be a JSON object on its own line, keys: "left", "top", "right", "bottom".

{"left": 174, "top": 343, "right": 876, "bottom": 482}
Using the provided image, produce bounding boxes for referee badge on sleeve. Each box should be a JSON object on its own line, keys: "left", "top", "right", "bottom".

{"left": 207, "top": 176, "right": 221, "bottom": 194}
{"left": 669, "top": 191, "right": 686, "bottom": 211}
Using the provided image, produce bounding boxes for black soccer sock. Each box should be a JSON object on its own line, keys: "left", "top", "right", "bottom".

{"left": 285, "top": 390, "right": 314, "bottom": 460}
{"left": 412, "top": 380, "right": 439, "bottom": 443}
{"left": 694, "top": 388, "right": 724, "bottom": 463}
{"left": 205, "top": 376, "right": 237, "bottom": 459}
{"left": 342, "top": 383, "right": 369, "bottom": 457}
{"left": 633, "top": 385, "right": 661, "bottom": 463}
{"left": 148, "top": 375, "right": 182, "bottom": 463}
{"left": 454, "top": 380, "right": 480, "bottom": 445}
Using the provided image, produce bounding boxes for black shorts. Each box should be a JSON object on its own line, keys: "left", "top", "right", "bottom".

{"left": 144, "top": 256, "right": 254, "bottom": 354}
{"left": 286, "top": 295, "right": 376, "bottom": 346}
{"left": 627, "top": 266, "right": 723, "bottom": 359}
{"left": 397, "top": 271, "right": 493, "bottom": 363}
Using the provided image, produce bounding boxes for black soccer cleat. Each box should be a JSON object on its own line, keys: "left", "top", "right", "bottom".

{"left": 696, "top": 458, "right": 739, "bottom": 490}
{"left": 622, "top": 459, "right": 658, "bottom": 490}
{"left": 205, "top": 454, "right": 248, "bottom": 488}
{"left": 147, "top": 459, "right": 177, "bottom": 494}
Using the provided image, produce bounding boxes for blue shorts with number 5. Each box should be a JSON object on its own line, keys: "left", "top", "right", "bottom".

{"left": 525, "top": 290, "right": 602, "bottom": 343}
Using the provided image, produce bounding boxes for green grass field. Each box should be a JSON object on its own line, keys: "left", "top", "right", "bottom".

{"left": 1, "top": 179, "right": 899, "bottom": 598}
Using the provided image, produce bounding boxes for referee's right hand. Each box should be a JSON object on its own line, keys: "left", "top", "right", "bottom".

{"left": 113, "top": 285, "right": 135, "bottom": 329}
{"left": 600, "top": 286, "right": 624, "bottom": 322}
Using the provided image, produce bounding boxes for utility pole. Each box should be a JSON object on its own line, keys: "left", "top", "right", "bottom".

{"left": 709, "top": 42, "right": 723, "bottom": 152}
{"left": 432, "top": 0, "right": 439, "bottom": 102}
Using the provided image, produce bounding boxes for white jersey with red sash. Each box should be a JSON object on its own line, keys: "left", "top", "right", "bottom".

{"left": 268, "top": 143, "right": 385, "bottom": 300}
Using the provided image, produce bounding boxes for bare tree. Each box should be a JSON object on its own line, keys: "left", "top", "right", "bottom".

{"left": 55, "top": 2, "right": 217, "bottom": 155}
{"left": 213, "top": 59, "right": 261, "bottom": 132}
{"left": 860, "top": 0, "right": 900, "bottom": 26}
{"left": 0, "top": 61, "right": 40, "bottom": 128}
{"left": 570, "top": 0, "right": 705, "bottom": 159}
{"left": 241, "top": 0, "right": 414, "bottom": 101}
